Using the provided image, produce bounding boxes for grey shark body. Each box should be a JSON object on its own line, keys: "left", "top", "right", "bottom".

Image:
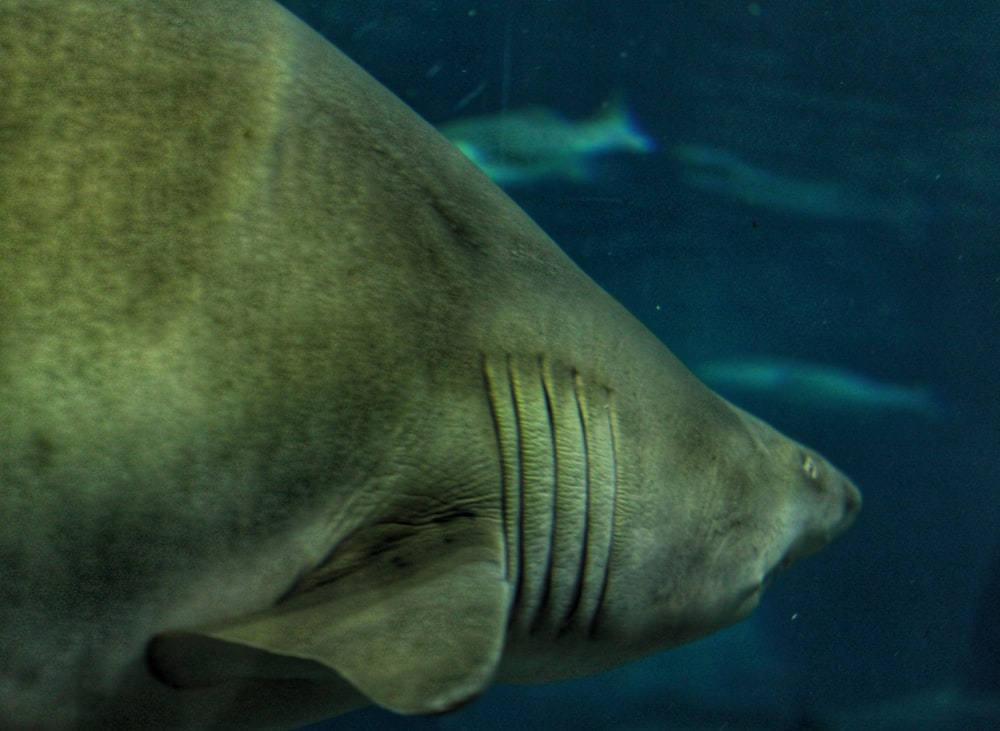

{"left": 0, "top": 1, "right": 860, "bottom": 729}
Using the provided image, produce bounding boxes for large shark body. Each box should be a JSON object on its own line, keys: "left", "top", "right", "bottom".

{"left": 0, "top": 1, "right": 860, "bottom": 729}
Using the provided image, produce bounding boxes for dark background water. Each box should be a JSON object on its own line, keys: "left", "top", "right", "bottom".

{"left": 277, "top": 1, "right": 1000, "bottom": 728}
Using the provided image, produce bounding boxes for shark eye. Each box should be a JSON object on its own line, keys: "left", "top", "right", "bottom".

{"left": 802, "top": 453, "right": 819, "bottom": 480}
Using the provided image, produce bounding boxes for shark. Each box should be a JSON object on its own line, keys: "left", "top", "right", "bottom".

{"left": 440, "top": 98, "right": 655, "bottom": 185}
{"left": 0, "top": 1, "right": 859, "bottom": 729}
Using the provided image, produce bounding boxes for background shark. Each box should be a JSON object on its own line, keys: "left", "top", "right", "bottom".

{"left": 695, "top": 357, "right": 946, "bottom": 420}
{"left": 439, "top": 99, "right": 654, "bottom": 185}
{"left": 672, "top": 143, "right": 931, "bottom": 239}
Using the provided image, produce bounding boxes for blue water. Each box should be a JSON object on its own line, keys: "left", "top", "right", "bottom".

{"left": 280, "top": 1, "right": 1000, "bottom": 728}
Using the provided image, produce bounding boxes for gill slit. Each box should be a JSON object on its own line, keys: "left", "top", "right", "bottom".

{"left": 530, "top": 358, "right": 559, "bottom": 632}
{"left": 483, "top": 353, "right": 618, "bottom": 637}
{"left": 589, "top": 388, "right": 618, "bottom": 637}
{"left": 510, "top": 356, "right": 528, "bottom": 613}
{"left": 482, "top": 354, "right": 523, "bottom": 607}
{"left": 559, "top": 370, "right": 590, "bottom": 633}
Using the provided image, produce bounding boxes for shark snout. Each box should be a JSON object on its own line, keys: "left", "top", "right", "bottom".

{"left": 780, "top": 471, "right": 862, "bottom": 575}
{"left": 833, "top": 475, "right": 862, "bottom": 539}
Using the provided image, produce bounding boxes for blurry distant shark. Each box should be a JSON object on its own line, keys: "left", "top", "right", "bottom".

{"left": 673, "top": 143, "right": 929, "bottom": 236}
{"left": 440, "top": 98, "right": 655, "bottom": 185}
{"left": 696, "top": 357, "right": 945, "bottom": 419}
{"left": 821, "top": 682, "right": 1000, "bottom": 731}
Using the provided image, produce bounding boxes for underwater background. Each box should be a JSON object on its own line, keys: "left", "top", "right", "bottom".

{"left": 277, "top": 1, "right": 999, "bottom": 729}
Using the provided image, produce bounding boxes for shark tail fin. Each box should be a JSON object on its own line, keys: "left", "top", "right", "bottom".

{"left": 593, "top": 93, "right": 656, "bottom": 153}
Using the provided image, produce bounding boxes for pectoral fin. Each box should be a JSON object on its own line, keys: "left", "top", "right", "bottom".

{"left": 148, "top": 517, "right": 511, "bottom": 715}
